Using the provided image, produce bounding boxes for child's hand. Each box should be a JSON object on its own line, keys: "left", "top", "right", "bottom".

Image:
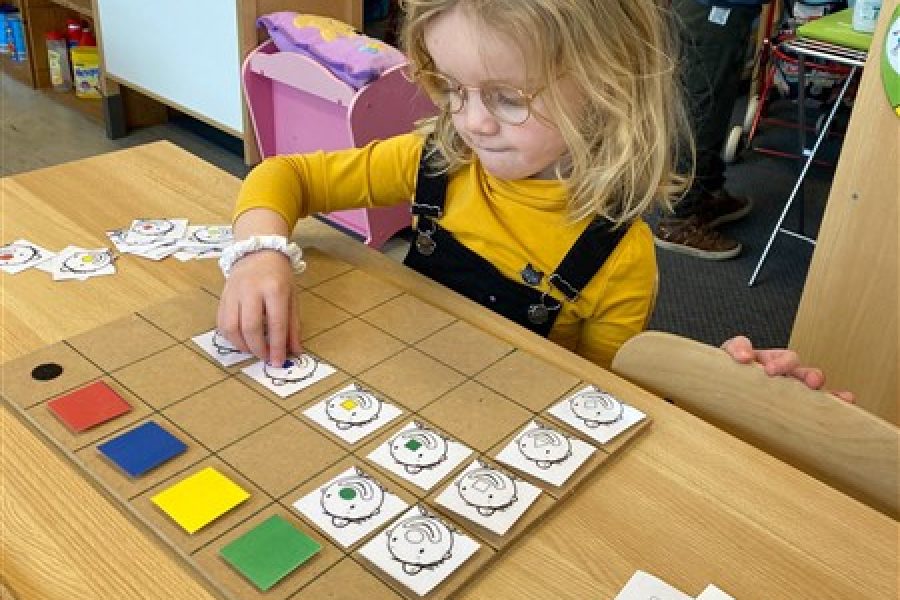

{"left": 217, "top": 250, "right": 302, "bottom": 366}
{"left": 721, "top": 336, "right": 855, "bottom": 404}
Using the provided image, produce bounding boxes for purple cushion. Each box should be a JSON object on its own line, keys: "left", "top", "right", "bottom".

{"left": 257, "top": 12, "right": 406, "bottom": 89}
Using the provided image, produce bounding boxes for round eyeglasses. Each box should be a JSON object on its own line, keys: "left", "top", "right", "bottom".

{"left": 405, "top": 68, "right": 546, "bottom": 126}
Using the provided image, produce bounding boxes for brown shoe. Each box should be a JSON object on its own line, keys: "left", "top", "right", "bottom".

{"left": 697, "top": 189, "right": 752, "bottom": 228}
{"left": 653, "top": 215, "right": 742, "bottom": 260}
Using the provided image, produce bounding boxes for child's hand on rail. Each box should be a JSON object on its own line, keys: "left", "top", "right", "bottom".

{"left": 721, "top": 336, "right": 855, "bottom": 404}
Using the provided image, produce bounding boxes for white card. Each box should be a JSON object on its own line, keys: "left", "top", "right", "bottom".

{"left": 178, "top": 225, "right": 233, "bottom": 249}
{"left": 133, "top": 240, "right": 181, "bottom": 261}
{"left": 44, "top": 246, "right": 116, "bottom": 281}
{"left": 494, "top": 420, "right": 595, "bottom": 487}
{"left": 191, "top": 329, "right": 255, "bottom": 367}
{"left": 241, "top": 353, "right": 337, "bottom": 398}
{"left": 357, "top": 505, "right": 480, "bottom": 597}
{"left": 0, "top": 239, "right": 55, "bottom": 274}
{"left": 123, "top": 218, "right": 188, "bottom": 247}
{"left": 366, "top": 421, "right": 473, "bottom": 492}
{"left": 548, "top": 385, "right": 646, "bottom": 445}
{"left": 303, "top": 384, "right": 403, "bottom": 444}
{"left": 434, "top": 459, "right": 542, "bottom": 536}
{"left": 614, "top": 571, "right": 693, "bottom": 600}
{"left": 696, "top": 584, "right": 736, "bottom": 600}
{"left": 173, "top": 248, "right": 222, "bottom": 261}
{"left": 107, "top": 230, "right": 175, "bottom": 260}
{"left": 292, "top": 466, "right": 409, "bottom": 549}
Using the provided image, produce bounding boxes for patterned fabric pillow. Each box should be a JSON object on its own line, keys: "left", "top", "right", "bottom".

{"left": 257, "top": 12, "right": 406, "bottom": 89}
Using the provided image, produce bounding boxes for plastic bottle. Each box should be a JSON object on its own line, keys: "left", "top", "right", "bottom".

{"left": 46, "top": 31, "right": 73, "bottom": 91}
{"left": 852, "top": 0, "right": 882, "bottom": 33}
{"left": 2, "top": 17, "right": 10, "bottom": 56}
{"left": 6, "top": 12, "right": 25, "bottom": 61}
{"left": 65, "top": 18, "right": 82, "bottom": 48}
{"left": 77, "top": 26, "right": 96, "bottom": 47}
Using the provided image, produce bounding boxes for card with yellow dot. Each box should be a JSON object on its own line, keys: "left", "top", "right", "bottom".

{"left": 302, "top": 383, "right": 403, "bottom": 444}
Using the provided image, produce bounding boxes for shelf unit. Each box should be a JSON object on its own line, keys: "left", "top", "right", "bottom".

{"left": 5, "top": 1, "right": 369, "bottom": 160}
{"left": 2, "top": 0, "right": 105, "bottom": 123}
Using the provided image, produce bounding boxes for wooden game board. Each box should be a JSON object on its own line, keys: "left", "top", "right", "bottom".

{"left": 1, "top": 248, "right": 649, "bottom": 600}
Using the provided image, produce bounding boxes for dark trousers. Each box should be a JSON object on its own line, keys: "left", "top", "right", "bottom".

{"left": 673, "top": 0, "right": 761, "bottom": 217}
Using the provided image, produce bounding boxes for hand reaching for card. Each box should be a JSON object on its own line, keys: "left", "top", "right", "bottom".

{"left": 721, "top": 336, "right": 855, "bottom": 404}
{"left": 217, "top": 250, "right": 302, "bottom": 366}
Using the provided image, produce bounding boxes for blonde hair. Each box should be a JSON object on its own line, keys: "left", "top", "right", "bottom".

{"left": 401, "top": 0, "right": 692, "bottom": 225}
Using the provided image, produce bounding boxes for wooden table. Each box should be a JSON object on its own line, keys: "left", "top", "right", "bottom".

{"left": 2, "top": 142, "right": 897, "bottom": 599}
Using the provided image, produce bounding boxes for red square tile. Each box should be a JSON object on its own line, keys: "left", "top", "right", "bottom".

{"left": 47, "top": 381, "right": 132, "bottom": 432}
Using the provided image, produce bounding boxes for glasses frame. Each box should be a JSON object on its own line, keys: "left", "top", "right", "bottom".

{"left": 405, "top": 67, "right": 549, "bottom": 126}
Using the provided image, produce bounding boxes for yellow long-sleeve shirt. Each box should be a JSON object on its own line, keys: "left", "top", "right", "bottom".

{"left": 235, "top": 132, "right": 657, "bottom": 368}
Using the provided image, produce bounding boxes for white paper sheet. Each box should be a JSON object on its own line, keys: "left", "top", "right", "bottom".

{"left": 433, "top": 459, "right": 542, "bottom": 536}
{"left": 696, "top": 584, "right": 736, "bottom": 600}
{"left": 357, "top": 505, "right": 480, "bottom": 596}
{"left": 548, "top": 386, "right": 646, "bottom": 445}
{"left": 366, "top": 421, "right": 473, "bottom": 492}
{"left": 303, "top": 383, "right": 404, "bottom": 444}
{"left": 241, "top": 353, "right": 337, "bottom": 398}
{"left": 42, "top": 246, "right": 116, "bottom": 281}
{"left": 0, "top": 239, "right": 55, "bottom": 274}
{"left": 191, "top": 329, "right": 255, "bottom": 367}
{"left": 292, "top": 466, "right": 409, "bottom": 548}
{"left": 493, "top": 420, "right": 595, "bottom": 487}
{"left": 614, "top": 571, "right": 693, "bottom": 600}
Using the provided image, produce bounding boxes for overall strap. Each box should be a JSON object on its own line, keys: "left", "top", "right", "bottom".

{"left": 411, "top": 148, "right": 447, "bottom": 220}
{"left": 548, "top": 217, "right": 629, "bottom": 301}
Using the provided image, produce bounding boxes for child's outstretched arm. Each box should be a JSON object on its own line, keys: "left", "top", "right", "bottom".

{"left": 217, "top": 207, "right": 302, "bottom": 367}
{"left": 216, "top": 134, "right": 423, "bottom": 365}
{"left": 721, "top": 336, "right": 855, "bottom": 403}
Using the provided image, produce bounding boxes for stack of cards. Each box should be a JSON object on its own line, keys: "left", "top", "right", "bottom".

{"left": 106, "top": 218, "right": 189, "bottom": 261}
{"left": 1, "top": 239, "right": 116, "bottom": 281}
{"left": 107, "top": 218, "right": 232, "bottom": 261}
{"left": 2, "top": 219, "right": 232, "bottom": 282}
{"left": 173, "top": 224, "right": 234, "bottom": 261}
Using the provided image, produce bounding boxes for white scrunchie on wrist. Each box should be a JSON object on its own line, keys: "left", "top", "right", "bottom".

{"left": 218, "top": 235, "right": 306, "bottom": 278}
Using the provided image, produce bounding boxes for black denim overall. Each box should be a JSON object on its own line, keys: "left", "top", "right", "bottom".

{"left": 403, "top": 155, "right": 627, "bottom": 337}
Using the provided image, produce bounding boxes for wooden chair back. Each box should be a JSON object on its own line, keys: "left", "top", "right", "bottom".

{"left": 612, "top": 331, "right": 899, "bottom": 517}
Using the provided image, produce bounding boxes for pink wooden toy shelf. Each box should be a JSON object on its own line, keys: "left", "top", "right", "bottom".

{"left": 242, "top": 40, "right": 436, "bottom": 248}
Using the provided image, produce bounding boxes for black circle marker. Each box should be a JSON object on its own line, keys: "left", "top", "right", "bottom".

{"left": 31, "top": 363, "right": 64, "bottom": 381}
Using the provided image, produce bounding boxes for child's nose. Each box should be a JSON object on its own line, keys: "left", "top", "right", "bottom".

{"left": 462, "top": 91, "right": 500, "bottom": 134}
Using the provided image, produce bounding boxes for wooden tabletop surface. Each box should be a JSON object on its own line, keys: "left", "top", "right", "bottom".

{"left": 1, "top": 142, "right": 896, "bottom": 600}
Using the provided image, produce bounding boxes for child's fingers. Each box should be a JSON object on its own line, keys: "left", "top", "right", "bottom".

{"left": 788, "top": 366, "right": 826, "bottom": 389}
{"left": 288, "top": 293, "right": 303, "bottom": 356}
{"left": 240, "top": 295, "right": 269, "bottom": 362}
{"left": 721, "top": 335, "right": 755, "bottom": 363}
{"left": 264, "top": 294, "right": 290, "bottom": 368}
{"left": 217, "top": 293, "right": 251, "bottom": 354}
{"left": 832, "top": 390, "right": 856, "bottom": 404}
{"left": 757, "top": 349, "right": 800, "bottom": 376}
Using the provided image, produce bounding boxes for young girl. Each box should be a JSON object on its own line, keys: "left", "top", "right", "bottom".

{"left": 219, "top": 0, "right": 687, "bottom": 370}
{"left": 216, "top": 0, "right": 850, "bottom": 399}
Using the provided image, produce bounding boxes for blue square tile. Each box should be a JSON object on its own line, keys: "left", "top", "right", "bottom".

{"left": 97, "top": 421, "right": 187, "bottom": 477}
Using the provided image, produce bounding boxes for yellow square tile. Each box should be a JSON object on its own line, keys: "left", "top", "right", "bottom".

{"left": 151, "top": 466, "right": 250, "bottom": 534}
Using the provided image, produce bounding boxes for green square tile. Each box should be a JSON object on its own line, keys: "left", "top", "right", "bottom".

{"left": 219, "top": 514, "right": 321, "bottom": 591}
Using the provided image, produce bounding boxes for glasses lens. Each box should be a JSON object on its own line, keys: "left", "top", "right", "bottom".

{"left": 418, "top": 72, "right": 464, "bottom": 112}
{"left": 481, "top": 85, "right": 530, "bottom": 125}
